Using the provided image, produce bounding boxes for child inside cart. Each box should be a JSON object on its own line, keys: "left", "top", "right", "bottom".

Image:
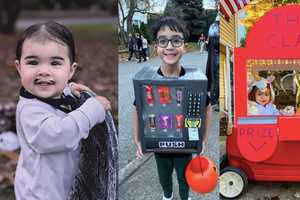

{"left": 248, "top": 78, "right": 280, "bottom": 115}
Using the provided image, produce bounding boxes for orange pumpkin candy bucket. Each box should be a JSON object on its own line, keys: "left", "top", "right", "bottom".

{"left": 185, "top": 156, "right": 218, "bottom": 193}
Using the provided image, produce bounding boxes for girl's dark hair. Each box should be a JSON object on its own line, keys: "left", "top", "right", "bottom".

{"left": 248, "top": 85, "right": 272, "bottom": 102}
{"left": 16, "top": 21, "right": 76, "bottom": 63}
{"left": 151, "top": 16, "right": 189, "bottom": 39}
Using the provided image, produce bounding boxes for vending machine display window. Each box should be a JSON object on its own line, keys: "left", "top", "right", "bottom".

{"left": 133, "top": 66, "right": 207, "bottom": 153}
{"left": 142, "top": 85, "right": 185, "bottom": 139}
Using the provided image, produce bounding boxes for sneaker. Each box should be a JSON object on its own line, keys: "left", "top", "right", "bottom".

{"left": 162, "top": 193, "right": 173, "bottom": 200}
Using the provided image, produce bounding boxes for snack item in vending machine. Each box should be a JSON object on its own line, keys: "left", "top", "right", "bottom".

{"left": 175, "top": 114, "right": 184, "bottom": 129}
{"left": 175, "top": 88, "right": 183, "bottom": 106}
{"left": 159, "top": 114, "right": 172, "bottom": 129}
{"left": 148, "top": 114, "right": 156, "bottom": 131}
{"left": 157, "top": 86, "right": 171, "bottom": 105}
{"left": 145, "top": 85, "right": 154, "bottom": 106}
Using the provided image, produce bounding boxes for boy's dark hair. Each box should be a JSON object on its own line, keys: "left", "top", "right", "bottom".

{"left": 16, "top": 21, "right": 76, "bottom": 63}
{"left": 248, "top": 85, "right": 272, "bottom": 102}
{"left": 151, "top": 17, "right": 189, "bottom": 40}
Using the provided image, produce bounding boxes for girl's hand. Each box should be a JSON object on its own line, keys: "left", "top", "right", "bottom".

{"left": 95, "top": 96, "right": 111, "bottom": 111}
{"left": 69, "top": 82, "right": 92, "bottom": 97}
{"left": 70, "top": 82, "right": 111, "bottom": 110}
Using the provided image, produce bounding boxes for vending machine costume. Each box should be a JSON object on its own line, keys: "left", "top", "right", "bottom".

{"left": 220, "top": 5, "right": 300, "bottom": 199}
{"left": 133, "top": 66, "right": 207, "bottom": 153}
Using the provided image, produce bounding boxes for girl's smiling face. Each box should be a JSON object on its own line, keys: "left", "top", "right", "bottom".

{"left": 255, "top": 88, "right": 271, "bottom": 106}
{"left": 15, "top": 38, "right": 77, "bottom": 99}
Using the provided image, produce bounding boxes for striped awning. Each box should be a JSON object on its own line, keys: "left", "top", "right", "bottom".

{"left": 220, "top": 0, "right": 251, "bottom": 20}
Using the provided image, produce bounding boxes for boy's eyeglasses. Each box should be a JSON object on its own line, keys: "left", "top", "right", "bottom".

{"left": 156, "top": 36, "right": 184, "bottom": 48}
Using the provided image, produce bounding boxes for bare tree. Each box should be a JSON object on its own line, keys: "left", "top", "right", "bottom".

{"left": 118, "top": 0, "right": 158, "bottom": 46}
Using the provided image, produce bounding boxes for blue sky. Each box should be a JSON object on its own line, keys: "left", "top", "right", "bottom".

{"left": 203, "top": 0, "right": 216, "bottom": 9}
{"left": 153, "top": 0, "right": 216, "bottom": 12}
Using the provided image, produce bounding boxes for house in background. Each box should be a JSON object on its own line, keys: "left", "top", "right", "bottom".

{"left": 220, "top": 13, "right": 237, "bottom": 135}
{"left": 219, "top": 0, "right": 251, "bottom": 134}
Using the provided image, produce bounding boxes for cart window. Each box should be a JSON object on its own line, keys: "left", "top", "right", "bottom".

{"left": 246, "top": 59, "right": 300, "bottom": 116}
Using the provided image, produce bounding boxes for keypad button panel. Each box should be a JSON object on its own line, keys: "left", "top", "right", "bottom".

{"left": 187, "top": 92, "right": 201, "bottom": 117}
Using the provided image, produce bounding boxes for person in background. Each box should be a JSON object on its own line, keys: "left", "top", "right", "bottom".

{"left": 206, "top": 16, "right": 220, "bottom": 111}
{"left": 198, "top": 33, "right": 206, "bottom": 53}
{"left": 141, "top": 35, "right": 148, "bottom": 62}
{"left": 136, "top": 33, "right": 143, "bottom": 63}
{"left": 128, "top": 33, "right": 138, "bottom": 61}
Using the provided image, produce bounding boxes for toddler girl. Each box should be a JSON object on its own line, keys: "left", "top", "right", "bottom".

{"left": 248, "top": 78, "right": 280, "bottom": 115}
{"left": 14, "top": 21, "right": 110, "bottom": 200}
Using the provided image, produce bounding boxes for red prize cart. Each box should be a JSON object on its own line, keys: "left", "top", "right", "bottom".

{"left": 220, "top": 5, "right": 300, "bottom": 199}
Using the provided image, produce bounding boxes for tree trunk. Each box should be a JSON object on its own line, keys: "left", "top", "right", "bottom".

{"left": 118, "top": 0, "right": 129, "bottom": 47}
{"left": 126, "top": 0, "right": 136, "bottom": 34}
{"left": 118, "top": 20, "right": 128, "bottom": 47}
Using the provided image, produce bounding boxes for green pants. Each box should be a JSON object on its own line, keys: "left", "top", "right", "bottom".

{"left": 154, "top": 153, "right": 192, "bottom": 200}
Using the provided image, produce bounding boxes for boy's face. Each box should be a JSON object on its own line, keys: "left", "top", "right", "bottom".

{"left": 155, "top": 26, "right": 186, "bottom": 68}
{"left": 15, "top": 38, "right": 77, "bottom": 99}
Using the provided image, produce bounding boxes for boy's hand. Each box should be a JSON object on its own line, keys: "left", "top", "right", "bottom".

{"left": 95, "top": 96, "right": 111, "bottom": 111}
{"left": 200, "top": 141, "right": 207, "bottom": 155}
{"left": 135, "top": 142, "right": 144, "bottom": 159}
